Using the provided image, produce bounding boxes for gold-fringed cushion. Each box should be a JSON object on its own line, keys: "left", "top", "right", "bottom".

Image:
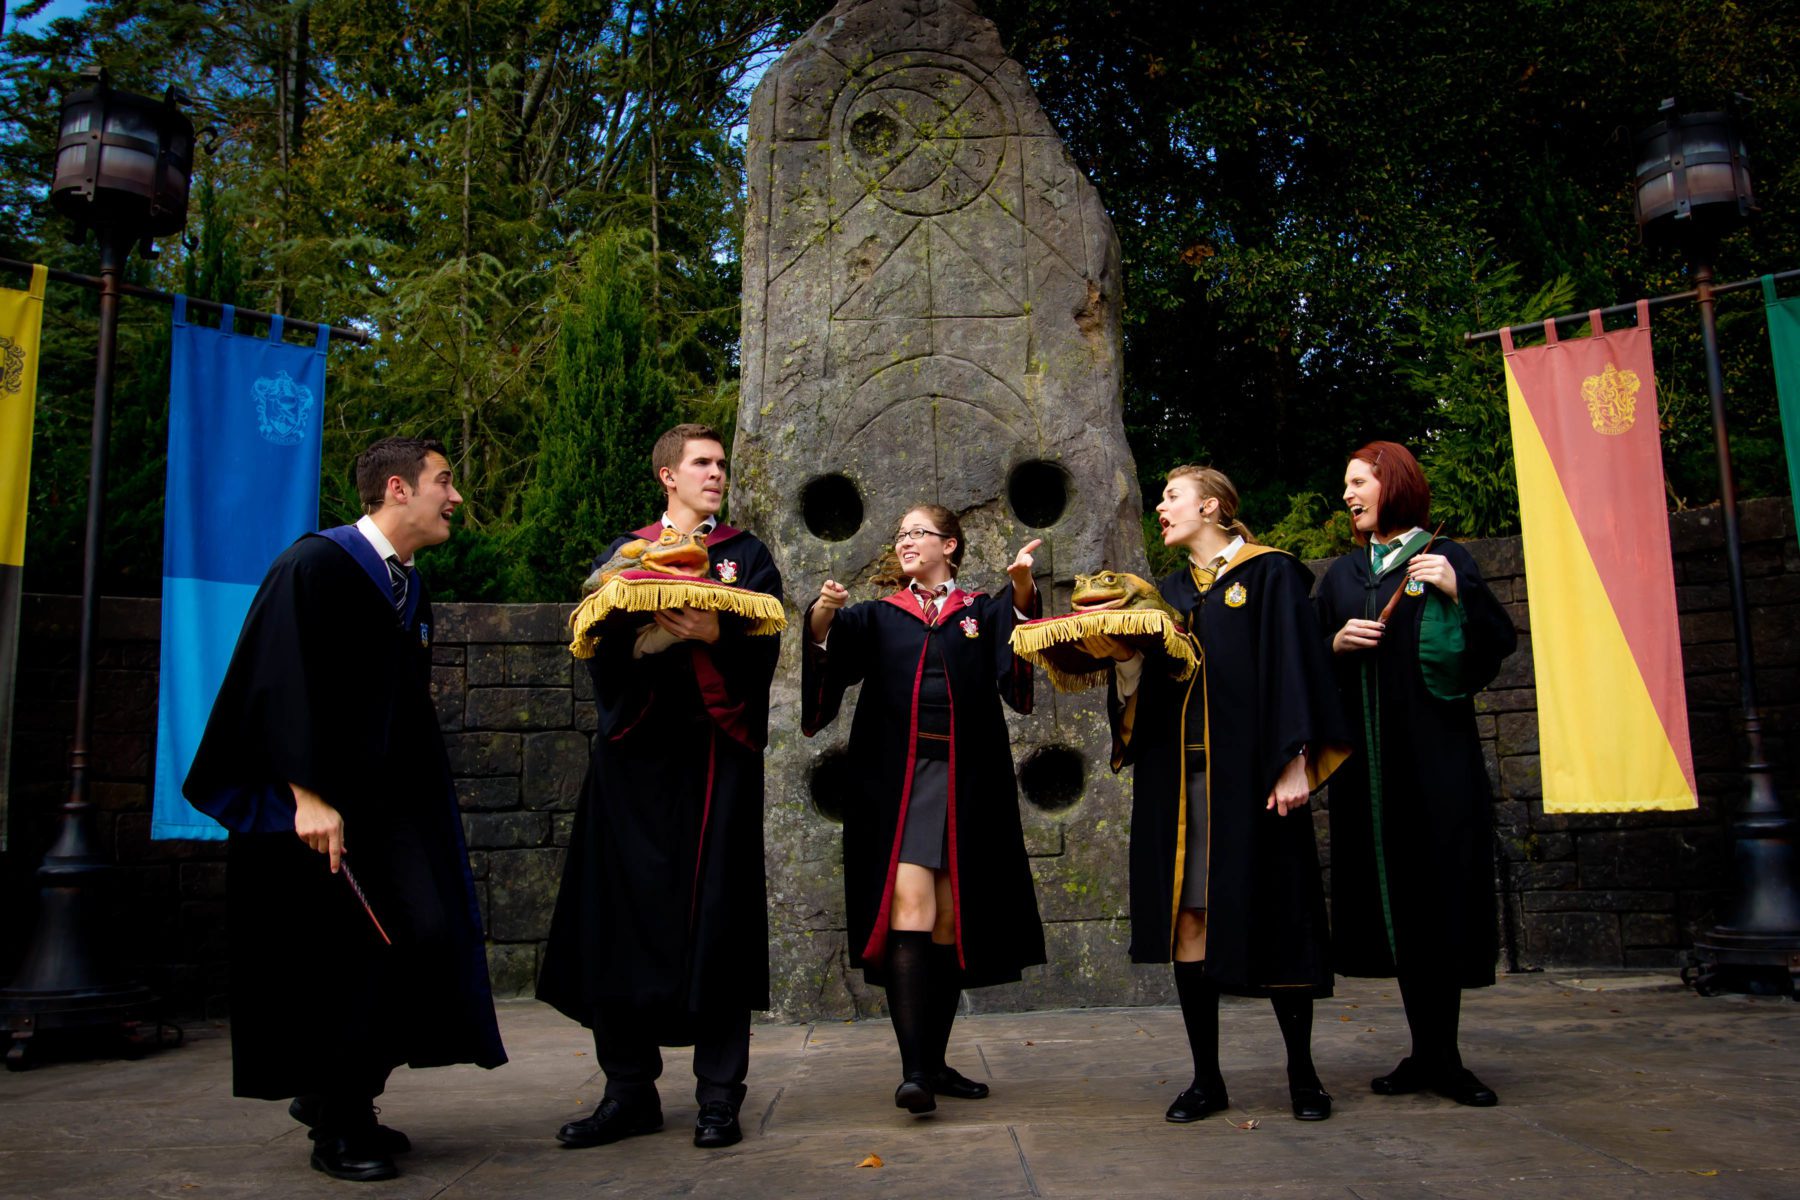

{"left": 1009, "top": 609, "right": 1199, "bottom": 693}
{"left": 568, "top": 569, "right": 787, "bottom": 658}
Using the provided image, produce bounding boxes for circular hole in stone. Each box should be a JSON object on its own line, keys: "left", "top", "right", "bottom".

{"left": 801, "top": 473, "right": 863, "bottom": 542}
{"left": 1008, "top": 459, "right": 1071, "bottom": 529}
{"left": 1018, "top": 743, "right": 1086, "bottom": 812}
{"left": 850, "top": 111, "right": 902, "bottom": 158}
{"left": 807, "top": 748, "right": 856, "bottom": 824}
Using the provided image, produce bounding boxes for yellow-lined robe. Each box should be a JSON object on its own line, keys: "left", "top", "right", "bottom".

{"left": 1107, "top": 547, "right": 1349, "bottom": 996}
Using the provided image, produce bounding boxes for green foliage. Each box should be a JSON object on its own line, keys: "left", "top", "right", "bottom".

{"left": 506, "top": 229, "right": 676, "bottom": 600}
{"left": 1259, "top": 492, "right": 1356, "bottom": 562}
{"left": 986, "top": 0, "right": 1800, "bottom": 538}
{"left": 1140, "top": 513, "right": 1183, "bottom": 579}
{"left": 3, "top": 0, "right": 806, "bottom": 599}
{"left": 1397, "top": 254, "right": 1579, "bottom": 538}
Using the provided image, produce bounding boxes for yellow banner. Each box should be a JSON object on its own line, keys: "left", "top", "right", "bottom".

{"left": 0, "top": 265, "right": 48, "bottom": 567}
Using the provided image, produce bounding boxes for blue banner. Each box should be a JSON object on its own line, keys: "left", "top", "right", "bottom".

{"left": 152, "top": 299, "right": 328, "bottom": 839}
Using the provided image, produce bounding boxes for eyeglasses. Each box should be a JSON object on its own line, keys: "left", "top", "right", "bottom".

{"left": 894, "top": 527, "right": 948, "bottom": 544}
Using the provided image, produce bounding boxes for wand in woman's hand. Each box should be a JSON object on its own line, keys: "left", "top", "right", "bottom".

{"left": 1377, "top": 522, "right": 1446, "bottom": 624}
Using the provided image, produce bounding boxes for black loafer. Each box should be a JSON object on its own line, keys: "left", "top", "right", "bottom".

{"left": 1370, "top": 1056, "right": 1431, "bottom": 1095}
{"left": 693, "top": 1100, "right": 743, "bottom": 1148}
{"left": 1290, "top": 1083, "right": 1332, "bottom": 1121}
{"left": 1164, "top": 1081, "right": 1230, "bottom": 1123}
{"left": 289, "top": 1097, "right": 412, "bottom": 1155}
{"left": 895, "top": 1073, "right": 937, "bottom": 1114}
{"left": 930, "top": 1066, "right": 990, "bottom": 1100}
{"left": 556, "top": 1097, "right": 664, "bottom": 1147}
{"left": 1433, "top": 1067, "right": 1499, "bottom": 1107}
{"left": 310, "top": 1133, "right": 398, "bottom": 1182}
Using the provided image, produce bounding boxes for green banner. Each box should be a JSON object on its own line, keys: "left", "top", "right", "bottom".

{"left": 1764, "top": 275, "right": 1800, "bottom": 519}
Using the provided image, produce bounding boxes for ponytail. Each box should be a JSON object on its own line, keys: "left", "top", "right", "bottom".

{"left": 1166, "top": 464, "right": 1256, "bottom": 544}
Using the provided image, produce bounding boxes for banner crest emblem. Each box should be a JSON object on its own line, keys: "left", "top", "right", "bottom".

{"left": 253, "top": 369, "right": 315, "bottom": 445}
{"left": 1581, "top": 362, "right": 1640, "bottom": 435}
{"left": 0, "top": 335, "right": 25, "bottom": 395}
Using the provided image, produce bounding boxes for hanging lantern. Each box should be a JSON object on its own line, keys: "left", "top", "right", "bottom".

{"left": 50, "top": 67, "right": 195, "bottom": 251}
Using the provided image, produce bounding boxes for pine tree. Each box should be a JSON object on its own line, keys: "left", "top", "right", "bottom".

{"left": 508, "top": 229, "right": 675, "bottom": 599}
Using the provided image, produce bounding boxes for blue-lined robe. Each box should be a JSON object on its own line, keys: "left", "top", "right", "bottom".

{"left": 184, "top": 526, "right": 505, "bottom": 1098}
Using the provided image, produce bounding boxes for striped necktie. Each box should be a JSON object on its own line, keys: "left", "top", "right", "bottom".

{"left": 385, "top": 555, "right": 408, "bottom": 613}
{"left": 1371, "top": 540, "right": 1398, "bottom": 574}
{"left": 917, "top": 585, "right": 943, "bottom": 624}
{"left": 1192, "top": 555, "right": 1227, "bottom": 595}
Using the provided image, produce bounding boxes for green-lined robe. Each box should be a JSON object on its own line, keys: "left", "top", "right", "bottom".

{"left": 1313, "top": 536, "right": 1517, "bottom": 987}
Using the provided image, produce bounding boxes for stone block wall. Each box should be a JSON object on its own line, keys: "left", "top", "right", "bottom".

{"left": 3, "top": 499, "right": 1794, "bottom": 1020}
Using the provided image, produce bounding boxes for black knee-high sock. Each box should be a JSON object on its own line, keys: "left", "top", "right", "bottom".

{"left": 926, "top": 940, "right": 962, "bottom": 1074}
{"left": 1269, "top": 994, "right": 1320, "bottom": 1089}
{"left": 1172, "top": 960, "right": 1223, "bottom": 1090}
{"left": 886, "top": 932, "right": 934, "bottom": 1079}
{"left": 1438, "top": 983, "right": 1465, "bottom": 1072}
{"left": 1398, "top": 974, "right": 1463, "bottom": 1072}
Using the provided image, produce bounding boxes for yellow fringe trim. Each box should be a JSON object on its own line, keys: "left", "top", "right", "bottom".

{"left": 1009, "top": 609, "right": 1200, "bottom": 693}
{"left": 569, "top": 576, "right": 787, "bottom": 658}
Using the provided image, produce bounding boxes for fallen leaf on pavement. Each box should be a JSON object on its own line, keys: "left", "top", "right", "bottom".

{"left": 857, "top": 1154, "right": 884, "bottom": 1169}
{"left": 1689, "top": 1170, "right": 1719, "bottom": 1177}
{"left": 1232, "top": 1119, "right": 1260, "bottom": 1130}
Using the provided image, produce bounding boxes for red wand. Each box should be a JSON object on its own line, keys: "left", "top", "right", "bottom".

{"left": 339, "top": 858, "right": 393, "bottom": 946}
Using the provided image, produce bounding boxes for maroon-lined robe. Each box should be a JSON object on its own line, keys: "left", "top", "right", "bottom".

{"left": 538, "top": 524, "right": 782, "bottom": 1034}
{"left": 802, "top": 586, "right": 1045, "bottom": 988}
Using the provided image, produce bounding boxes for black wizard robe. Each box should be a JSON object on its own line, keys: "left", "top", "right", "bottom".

{"left": 801, "top": 586, "right": 1046, "bottom": 989}
{"left": 184, "top": 525, "right": 506, "bottom": 1100}
{"left": 1313, "top": 536, "right": 1516, "bottom": 987}
{"left": 1110, "top": 547, "right": 1349, "bottom": 997}
{"left": 537, "top": 524, "right": 781, "bottom": 1033}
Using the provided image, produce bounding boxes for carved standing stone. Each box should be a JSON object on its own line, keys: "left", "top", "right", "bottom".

{"left": 734, "top": 0, "right": 1157, "bottom": 1019}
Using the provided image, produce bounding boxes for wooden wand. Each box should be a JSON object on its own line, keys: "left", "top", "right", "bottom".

{"left": 339, "top": 858, "right": 394, "bottom": 946}
{"left": 1376, "top": 522, "right": 1447, "bottom": 625}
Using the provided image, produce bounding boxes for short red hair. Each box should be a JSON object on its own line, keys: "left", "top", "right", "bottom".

{"left": 1347, "top": 441, "right": 1430, "bottom": 542}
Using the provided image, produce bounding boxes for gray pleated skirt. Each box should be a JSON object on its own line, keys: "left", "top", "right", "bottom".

{"left": 899, "top": 758, "right": 950, "bottom": 870}
{"left": 1179, "top": 766, "right": 1210, "bottom": 909}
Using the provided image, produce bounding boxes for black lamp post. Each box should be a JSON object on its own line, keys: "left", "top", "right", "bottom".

{"left": 1633, "top": 99, "right": 1800, "bottom": 997}
{"left": 0, "top": 69, "right": 195, "bottom": 1066}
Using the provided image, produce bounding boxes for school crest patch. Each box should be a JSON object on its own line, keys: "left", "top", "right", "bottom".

{"left": 715, "top": 559, "right": 739, "bottom": 584}
{"left": 1404, "top": 577, "right": 1426, "bottom": 597}
{"left": 418, "top": 622, "right": 431, "bottom": 648}
{"left": 960, "top": 615, "right": 980, "bottom": 638}
{"left": 1223, "top": 582, "right": 1247, "bottom": 608}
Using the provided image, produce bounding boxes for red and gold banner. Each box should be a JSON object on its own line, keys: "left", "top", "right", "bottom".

{"left": 1501, "top": 302, "right": 1696, "bottom": 812}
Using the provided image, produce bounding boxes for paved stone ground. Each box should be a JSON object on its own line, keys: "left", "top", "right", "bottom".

{"left": 2, "top": 972, "right": 1797, "bottom": 1198}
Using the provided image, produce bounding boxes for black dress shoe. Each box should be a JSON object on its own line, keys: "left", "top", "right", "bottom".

{"left": 310, "top": 1133, "right": 398, "bottom": 1182}
{"left": 1433, "top": 1067, "right": 1499, "bottom": 1107}
{"left": 1164, "top": 1081, "right": 1230, "bottom": 1123}
{"left": 929, "top": 1066, "right": 990, "bottom": 1100}
{"left": 556, "top": 1097, "right": 664, "bottom": 1147}
{"left": 693, "top": 1100, "right": 743, "bottom": 1148}
{"left": 1370, "top": 1056, "right": 1432, "bottom": 1095}
{"left": 895, "top": 1073, "right": 937, "bottom": 1114}
{"left": 289, "top": 1097, "right": 412, "bottom": 1155}
{"left": 1290, "top": 1083, "right": 1332, "bottom": 1121}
